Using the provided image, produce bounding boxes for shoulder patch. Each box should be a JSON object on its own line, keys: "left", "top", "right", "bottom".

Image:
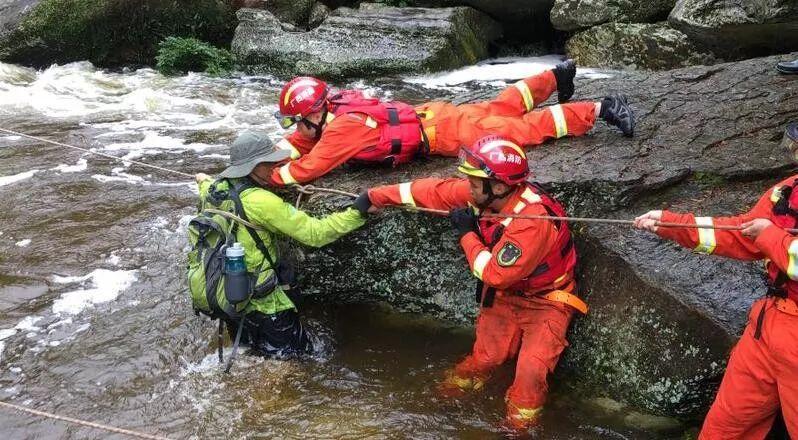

{"left": 497, "top": 242, "right": 522, "bottom": 267}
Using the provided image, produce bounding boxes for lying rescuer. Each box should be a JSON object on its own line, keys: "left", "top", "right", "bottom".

{"left": 356, "top": 135, "right": 588, "bottom": 430}
{"left": 632, "top": 124, "right": 798, "bottom": 439}
{"left": 268, "top": 59, "right": 635, "bottom": 186}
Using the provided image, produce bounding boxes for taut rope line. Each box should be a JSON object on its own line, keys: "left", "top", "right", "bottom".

{"left": 0, "top": 400, "right": 174, "bottom": 440}
{"left": 0, "top": 127, "right": 193, "bottom": 178}
{"left": 3, "top": 127, "right": 788, "bottom": 232}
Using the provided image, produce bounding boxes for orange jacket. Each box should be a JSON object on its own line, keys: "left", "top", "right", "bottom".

{"left": 271, "top": 114, "right": 380, "bottom": 185}
{"left": 368, "top": 178, "right": 561, "bottom": 291}
{"left": 656, "top": 175, "right": 798, "bottom": 301}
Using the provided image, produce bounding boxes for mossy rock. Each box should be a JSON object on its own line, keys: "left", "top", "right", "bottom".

{"left": 231, "top": 3, "right": 501, "bottom": 78}
{"left": 565, "top": 22, "right": 715, "bottom": 70}
{"left": 0, "top": 0, "right": 236, "bottom": 68}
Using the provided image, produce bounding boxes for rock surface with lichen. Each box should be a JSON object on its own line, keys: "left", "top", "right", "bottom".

{"left": 231, "top": 3, "right": 502, "bottom": 78}
{"left": 291, "top": 52, "right": 798, "bottom": 419}
{"left": 565, "top": 22, "right": 715, "bottom": 70}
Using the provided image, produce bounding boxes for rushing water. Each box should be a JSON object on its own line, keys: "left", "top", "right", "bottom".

{"left": 0, "top": 59, "right": 681, "bottom": 439}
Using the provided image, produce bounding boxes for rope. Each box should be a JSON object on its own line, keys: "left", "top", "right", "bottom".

{"left": 0, "top": 127, "right": 193, "bottom": 178}
{"left": 0, "top": 400, "right": 173, "bottom": 440}
{"left": 291, "top": 184, "right": 798, "bottom": 233}
{"left": 2, "top": 127, "right": 787, "bottom": 234}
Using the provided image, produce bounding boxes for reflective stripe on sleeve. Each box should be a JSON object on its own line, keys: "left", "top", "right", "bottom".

{"left": 549, "top": 104, "right": 568, "bottom": 138}
{"left": 278, "top": 163, "right": 297, "bottom": 185}
{"left": 514, "top": 81, "right": 534, "bottom": 112}
{"left": 693, "top": 217, "right": 717, "bottom": 255}
{"left": 398, "top": 182, "right": 416, "bottom": 206}
{"left": 771, "top": 186, "right": 782, "bottom": 203}
{"left": 276, "top": 139, "right": 301, "bottom": 160}
{"left": 520, "top": 188, "right": 542, "bottom": 204}
{"left": 472, "top": 251, "right": 492, "bottom": 280}
{"left": 787, "top": 240, "right": 798, "bottom": 280}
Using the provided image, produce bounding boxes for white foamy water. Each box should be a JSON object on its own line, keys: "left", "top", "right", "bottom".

{"left": 102, "top": 131, "right": 220, "bottom": 161}
{"left": 0, "top": 169, "right": 38, "bottom": 187}
{"left": 405, "top": 55, "right": 614, "bottom": 89}
{"left": 15, "top": 239, "right": 31, "bottom": 247}
{"left": 51, "top": 269, "right": 138, "bottom": 315}
{"left": 51, "top": 158, "right": 88, "bottom": 173}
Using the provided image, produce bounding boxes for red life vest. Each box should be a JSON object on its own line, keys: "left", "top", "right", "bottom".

{"left": 478, "top": 183, "right": 577, "bottom": 296}
{"left": 767, "top": 177, "right": 798, "bottom": 299}
{"left": 327, "top": 90, "right": 424, "bottom": 166}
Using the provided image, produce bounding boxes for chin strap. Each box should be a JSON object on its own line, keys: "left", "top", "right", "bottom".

{"left": 301, "top": 108, "right": 328, "bottom": 141}
{"left": 478, "top": 179, "right": 514, "bottom": 209}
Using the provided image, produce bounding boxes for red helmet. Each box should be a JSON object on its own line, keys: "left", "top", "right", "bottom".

{"left": 275, "top": 76, "right": 329, "bottom": 128}
{"left": 458, "top": 135, "right": 529, "bottom": 185}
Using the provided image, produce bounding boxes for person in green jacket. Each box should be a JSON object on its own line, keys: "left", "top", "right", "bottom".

{"left": 193, "top": 130, "right": 371, "bottom": 357}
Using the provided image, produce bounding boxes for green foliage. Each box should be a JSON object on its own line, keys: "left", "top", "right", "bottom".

{"left": 692, "top": 171, "right": 726, "bottom": 187}
{"left": 156, "top": 37, "right": 235, "bottom": 77}
{"left": 4, "top": 0, "right": 236, "bottom": 67}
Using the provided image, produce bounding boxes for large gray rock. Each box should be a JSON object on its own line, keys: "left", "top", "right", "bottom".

{"left": 231, "top": 3, "right": 502, "bottom": 78}
{"left": 0, "top": 0, "right": 236, "bottom": 67}
{"left": 669, "top": 0, "right": 798, "bottom": 58}
{"left": 551, "top": 0, "right": 677, "bottom": 31}
{"left": 291, "top": 52, "right": 798, "bottom": 418}
{"left": 0, "top": 0, "right": 38, "bottom": 40}
{"left": 232, "top": 0, "right": 317, "bottom": 27}
{"left": 565, "top": 22, "right": 715, "bottom": 70}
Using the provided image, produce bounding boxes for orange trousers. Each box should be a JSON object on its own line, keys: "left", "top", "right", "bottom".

{"left": 452, "top": 294, "right": 573, "bottom": 426}
{"left": 416, "top": 70, "right": 598, "bottom": 156}
{"left": 699, "top": 298, "right": 798, "bottom": 439}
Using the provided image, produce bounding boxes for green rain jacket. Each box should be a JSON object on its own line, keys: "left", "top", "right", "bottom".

{"left": 198, "top": 177, "right": 365, "bottom": 315}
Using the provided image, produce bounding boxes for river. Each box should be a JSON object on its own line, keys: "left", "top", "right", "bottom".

{"left": 0, "top": 58, "right": 682, "bottom": 439}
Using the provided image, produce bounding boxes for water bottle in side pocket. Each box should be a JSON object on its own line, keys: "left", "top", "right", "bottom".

{"left": 224, "top": 242, "right": 251, "bottom": 304}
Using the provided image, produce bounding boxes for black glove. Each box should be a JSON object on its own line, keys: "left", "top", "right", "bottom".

{"left": 450, "top": 207, "right": 478, "bottom": 238}
{"left": 353, "top": 191, "right": 373, "bottom": 216}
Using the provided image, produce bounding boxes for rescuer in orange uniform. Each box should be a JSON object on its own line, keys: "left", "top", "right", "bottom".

{"left": 358, "top": 135, "right": 589, "bottom": 430}
{"left": 634, "top": 125, "right": 798, "bottom": 439}
{"left": 268, "top": 60, "right": 635, "bottom": 186}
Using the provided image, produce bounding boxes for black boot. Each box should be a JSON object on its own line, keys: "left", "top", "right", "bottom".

{"left": 599, "top": 94, "right": 634, "bottom": 137}
{"left": 553, "top": 59, "right": 576, "bottom": 103}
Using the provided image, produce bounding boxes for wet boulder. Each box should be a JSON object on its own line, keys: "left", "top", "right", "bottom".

{"left": 669, "top": 0, "right": 798, "bottom": 58}
{"left": 230, "top": 0, "right": 317, "bottom": 28}
{"left": 231, "top": 3, "right": 502, "bottom": 78}
{"left": 565, "top": 22, "right": 714, "bottom": 70}
{"left": 294, "top": 52, "right": 798, "bottom": 418}
{"left": 0, "top": 0, "right": 236, "bottom": 67}
{"left": 550, "top": 0, "right": 677, "bottom": 31}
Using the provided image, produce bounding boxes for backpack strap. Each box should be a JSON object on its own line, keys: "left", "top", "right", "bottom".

{"left": 226, "top": 180, "right": 280, "bottom": 282}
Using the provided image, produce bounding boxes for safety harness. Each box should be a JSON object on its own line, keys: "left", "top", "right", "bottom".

{"left": 475, "top": 182, "right": 587, "bottom": 314}
{"left": 754, "top": 179, "right": 798, "bottom": 339}
{"left": 328, "top": 90, "right": 427, "bottom": 166}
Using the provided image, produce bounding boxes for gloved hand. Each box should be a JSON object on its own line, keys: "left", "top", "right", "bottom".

{"left": 353, "top": 191, "right": 373, "bottom": 216}
{"left": 450, "top": 207, "right": 478, "bottom": 238}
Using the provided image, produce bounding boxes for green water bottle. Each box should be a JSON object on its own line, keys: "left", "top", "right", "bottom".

{"left": 224, "top": 242, "right": 250, "bottom": 304}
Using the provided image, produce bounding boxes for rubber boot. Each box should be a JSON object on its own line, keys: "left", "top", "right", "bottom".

{"left": 435, "top": 369, "right": 485, "bottom": 399}
{"left": 777, "top": 59, "right": 798, "bottom": 74}
{"left": 600, "top": 94, "right": 635, "bottom": 137}
{"left": 553, "top": 59, "right": 576, "bottom": 103}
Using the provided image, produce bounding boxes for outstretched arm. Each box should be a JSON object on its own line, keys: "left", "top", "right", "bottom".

{"left": 633, "top": 183, "right": 781, "bottom": 261}
{"left": 270, "top": 115, "right": 380, "bottom": 185}
{"left": 246, "top": 190, "right": 365, "bottom": 247}
{"left": 368, "top": 177, "right": 473, "bottom": 212}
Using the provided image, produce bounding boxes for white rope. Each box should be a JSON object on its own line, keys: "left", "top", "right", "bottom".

{"left": 0, "top": 127, "right": 193, "bottom": 178}
{"left": 0, "top": 400, "right": 174, "bottom": 440}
